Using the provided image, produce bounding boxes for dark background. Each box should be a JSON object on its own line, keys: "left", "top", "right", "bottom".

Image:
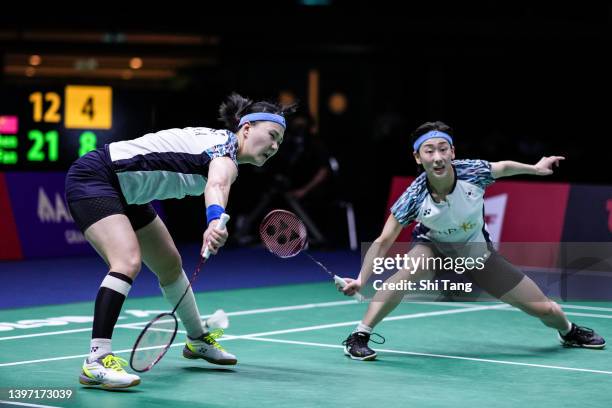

{"left": 2, "top": 3, "right": 610, "bottom": 244}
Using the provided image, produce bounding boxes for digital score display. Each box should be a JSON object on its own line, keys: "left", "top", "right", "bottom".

{"left": 0, "top": 85, "right": 152, "bottom": 170}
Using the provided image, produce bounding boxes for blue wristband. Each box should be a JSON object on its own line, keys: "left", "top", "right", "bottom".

{"left": 206, "top": 205, "right": 225, "bottom": 225}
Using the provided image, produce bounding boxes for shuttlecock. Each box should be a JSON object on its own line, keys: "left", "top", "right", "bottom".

{"left": 205, "top": 309, "right": 229, "bottom": 329}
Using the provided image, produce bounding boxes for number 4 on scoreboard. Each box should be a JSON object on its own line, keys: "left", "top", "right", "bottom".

{"left": 64, "top": 85, "right": 112, "bottom": 130}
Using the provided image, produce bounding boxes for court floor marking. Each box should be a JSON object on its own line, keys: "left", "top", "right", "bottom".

{"left": 0, "top": 299, "right": 493, "bottom": 342}
{"left": 240, "top": 337, "right": 612, "bottom": 376}
{"left": 1, "top": 304, "right": 610, "bottom": 377}
{"left": 0, "top": 299, "right": 358, "bottom": 341}
{"left": 0, "top": 304, "right": 501, "bottom": 367}
{"left": 496, "top": 308, "right": 612, "bottom": 319}
{"left": 423, "top": 302, "right": 612, "bottom": 313}
{"left": 215, "top": 304, "right": 510, "bottom": 339}
{"left": 0, "top": 401, "right": 61, "bottom": 408}
{"left": 80, "top": 304, "right": 512, "bottom": 337}
{"left": 114, "top": 304, "right": 511, "bottom": 336}
{"left": 0, "top": 327, "right": 102, "bottom": 342}
{"left": 2, "top": 299, "right": 612, "bottom": 342}
{"left": 558, "top": 304, "right": 612, "bottom": 312}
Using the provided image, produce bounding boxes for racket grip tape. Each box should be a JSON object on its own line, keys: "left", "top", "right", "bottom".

{"left": 333, "top": 275, "right": 365, "bottom": 301}
{"left": 203, "top": 213, "right": 231, "bottom": 259}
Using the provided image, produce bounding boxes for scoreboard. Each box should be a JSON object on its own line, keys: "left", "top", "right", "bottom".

{"left": 0, "top": 85, "right": 152, "bottom": 170}
{"left": 0, "top": 84, "right": 157, "bottom": 260}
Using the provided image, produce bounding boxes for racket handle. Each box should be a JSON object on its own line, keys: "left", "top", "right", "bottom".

{"left": 333, "top": 275, "right": 365, "bottom": 302}
{"left": 203, "top": 213, "right": 231, "bottom": 259}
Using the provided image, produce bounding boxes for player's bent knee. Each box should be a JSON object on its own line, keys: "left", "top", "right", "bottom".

{"left": 110, "top": 256, "right": 142, "bottom": 279}
{"left": 547, "top": 301, "right": 563, "bottom": 317}
{"left": 525, "top": 300, "right": 557, "bottom": 319}
{"left": 151, "top": 254, "right": 183, "bottom": 283}
{"left": 163, "top": 254, "right": 183, "bottom": 276}
{"left": 161, "top": 262, "right": 183, "bottom": 285}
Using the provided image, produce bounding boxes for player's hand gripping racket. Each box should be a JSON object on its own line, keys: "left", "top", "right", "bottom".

{"left": 259, "top": 209, "right": 365, "bottom": 301}
{"left": 129, "top": 213, "right": 230, "bottom": 373}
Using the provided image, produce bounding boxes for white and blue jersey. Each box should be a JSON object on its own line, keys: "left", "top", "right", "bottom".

{"left": 391, "top": 160, "right": 495, "bottom": 244}
{"left": 66, "top": 127, "right": 238, "bottom": 204}
{"left": 107, "top": 127, "right": 238, "bottom": 204}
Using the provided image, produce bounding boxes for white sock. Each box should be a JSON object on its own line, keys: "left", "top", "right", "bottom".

{"left": 353, "top": 322, "right": 373, "bottom": 334}
{"left": 160, "top": 270, "right": 204, "bottom": 339}
{"left": 89, "top": 338, "right": 112, "bottom": 362}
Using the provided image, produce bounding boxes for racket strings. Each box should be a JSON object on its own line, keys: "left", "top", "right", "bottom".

{"left": 131, "top": 314, "right": 178, "bottom": 372}
{"left": 259, "top": 209, "right": 366, "bottom": 302}
{"left": 259, "top": 210, "right": 308, "bottom": 258}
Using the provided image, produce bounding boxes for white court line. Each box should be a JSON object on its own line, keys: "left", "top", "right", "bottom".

{"left": 223, "top": 304, "right": 509, "bottom": 339}
{"left": 420, "top": 301, "right": 612, "bottom": 313}
{"left": 241, "top": 337, "right": 612, "bottom": 376}
{"left": 127, "top": 305, "right": 612, "bottom": 337}
{"left": 430, "top": 302, "right": 612, "bottom": 319}
{"left": 562, "top": 312, "right": 612, "bottom": 319}
{"left": 559, "top": 304, "right": 612, "bottom": 312}
{"left": 565, "top": 312, "right": 612, "bottom": 319}
{"left": 0, "top": 401, "right": 61, "bottom": 408}
{"left": 0, "top": 328, "right": 96, "bottom": 342}
{"left": 0, "top": 299, "right": 492, "bottom": 341}
{"left": 0, "top": 305, "right": 499, "bottom": 367}
{"left": 1, "top": 303, "right": 609, "bottom": 376}
{"left": 496, "top": 308, "right": 612, "bottom": 319}
{"left": 123, "top": 304, "right": 510, "bottom": 336}
{"left": 0, "top": 300, "right": 358, "bottom": 341}
{"left": 116, "top": 299, "right": 362, "bottom": 330}
{"left": 208, "top": 299, "right": 358, "bottom": 317}
{"left": 3, "top": 299, "right": 612, "bottom": 342}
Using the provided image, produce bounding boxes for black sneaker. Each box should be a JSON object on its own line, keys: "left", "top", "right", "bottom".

{"left": 559, "top": 323, "right": 606, "bottom": 349}
{"left": 342, "top": 332, "right": 385, "bottom": 361}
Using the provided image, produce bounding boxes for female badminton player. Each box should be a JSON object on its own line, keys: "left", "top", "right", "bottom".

{"left": 339, "top": 121, "right": 606, "bottom": 360}
{"left": 66, "top": 93, "right": 295, "bottom": 387}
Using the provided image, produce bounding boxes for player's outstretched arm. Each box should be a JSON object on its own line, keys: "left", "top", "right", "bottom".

{"left": 490, "top": 156, "right": 565, "bottom": 179}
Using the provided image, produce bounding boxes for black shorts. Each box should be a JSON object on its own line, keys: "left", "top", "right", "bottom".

{"left": 68, "top": 196, "right": 157, "bottom": 233}
{"left": 65, "top": 147, "right": 157, "bottom": 233}
{"left": 414, "top": 241, "right": 526, "bottom": 299}
{"left": 464, "top": 250, "right": 526, "bottom": 298}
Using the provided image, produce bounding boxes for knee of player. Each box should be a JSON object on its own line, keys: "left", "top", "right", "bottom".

{"left": 165, "top": 260, "right": 184, "bottom": 282}
{"left": 532, "top": 300, "right": 559, "bottom": 318}
{"left": 547, "top": 300, "right": 563, "bottom": 316}
{"left": 161, "top": 253, "right": 183, "bottom": 277}
{"left": 111, "top": 256, "right": 143, "bottom": 278}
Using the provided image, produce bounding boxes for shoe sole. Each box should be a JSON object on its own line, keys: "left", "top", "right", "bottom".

{"left": 343, "top": 348, "right": 377, "bottom": 361}
{"left": 560, "top": 341, "right": 606, "bottom": 350}
{"left": 183, "top": 348, "right": 237, "bottom": 365}
{"left": 558, "top": 334, "right": 606, "bottom": 349}
{"left": 79, "top": 374, "right": 141, "bottom": 389}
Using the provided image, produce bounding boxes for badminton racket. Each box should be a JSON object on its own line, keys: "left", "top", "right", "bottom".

{"left": 129, "top": 213, "right": 230, "bottom": 372}
{"left": 259, "top": 209, "right": 364, "bottom": 301}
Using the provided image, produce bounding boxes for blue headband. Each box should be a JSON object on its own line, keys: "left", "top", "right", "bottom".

{"left": 412, "top": 130, "right": 454, "bottom": 151}
{"left": 238, "top": 112, "right": 286, "bottom": 129}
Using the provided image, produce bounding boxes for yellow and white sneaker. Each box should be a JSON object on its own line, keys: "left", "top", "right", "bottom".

{"left": 79, "top": 353, "right": 141, "bottom": 389}
{"left": 183, "top": 329, "right": 237, "bottom": 365}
